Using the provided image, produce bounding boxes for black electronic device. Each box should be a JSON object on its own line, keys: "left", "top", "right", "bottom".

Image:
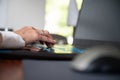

{"left": 73, "top": 0, "right": 120, "bottom": 49}
{"left": 0, "top": 44, "right": 84, "bottom": 60}
{"left": 72, "top": 45, "right": 120, "bottom": 73}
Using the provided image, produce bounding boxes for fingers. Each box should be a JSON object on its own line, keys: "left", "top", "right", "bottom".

{"left": 39, "top": 36, "right": 55, "bottom": 47}
{"left": 36, "top": 30, "right": 56, "bottom": 48}
{"left": 16, "top": 26, "right": 56, "bottom": 48}
{"left": 42, "top": 30, "right": 53, "bottom": 39}
{"left": 41, "top": 30, "right": 56, "bottom": 47}
{"left": 36, "top": 29, "right": 56, "bottom": 42}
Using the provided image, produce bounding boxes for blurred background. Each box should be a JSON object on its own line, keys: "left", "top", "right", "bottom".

{"left": 0, "top": 0, "right": 83, "bottom": 44}
{"left": 45, "top": 0, "right": 83, "bottom": 45}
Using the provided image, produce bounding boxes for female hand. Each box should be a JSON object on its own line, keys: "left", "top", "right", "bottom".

{"left": 15, "top": 26, "right": 56, "bottom": 48}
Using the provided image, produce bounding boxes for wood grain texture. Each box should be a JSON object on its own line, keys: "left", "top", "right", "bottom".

{"left": 0, "top": 60, "right": 23, "bottom": 80}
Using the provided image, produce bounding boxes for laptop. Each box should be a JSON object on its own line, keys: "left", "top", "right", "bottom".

{"left": 0, "top": 0, "right": 120, "bottom": 60}
{"left": 0, "top": 44, "right": 84, "bottom": 60}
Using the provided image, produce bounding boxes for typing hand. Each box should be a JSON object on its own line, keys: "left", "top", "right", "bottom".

{"left": 15, "top": 26, "right": 56, "bottom": 48}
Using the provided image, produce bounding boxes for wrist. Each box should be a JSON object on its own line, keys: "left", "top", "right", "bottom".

{"left": 0, "top": 31, "right": 25, "bottom": 49}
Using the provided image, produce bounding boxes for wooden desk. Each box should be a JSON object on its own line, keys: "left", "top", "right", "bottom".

{"left": 0, "top": 60, "right": 23, "bottom": 80}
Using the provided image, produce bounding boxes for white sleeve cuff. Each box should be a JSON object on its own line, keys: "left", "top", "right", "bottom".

{"left": 0, "top": 31, "right": 25, "bottom": 49}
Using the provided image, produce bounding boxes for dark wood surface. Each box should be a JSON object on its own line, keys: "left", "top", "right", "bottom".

{"left": 0, "top": 60, "right": 23, "bottom": 80}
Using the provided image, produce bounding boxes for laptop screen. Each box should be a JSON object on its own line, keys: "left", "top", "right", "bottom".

{"left": 74, "top": 0, "right": 120, "bottom": 49}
